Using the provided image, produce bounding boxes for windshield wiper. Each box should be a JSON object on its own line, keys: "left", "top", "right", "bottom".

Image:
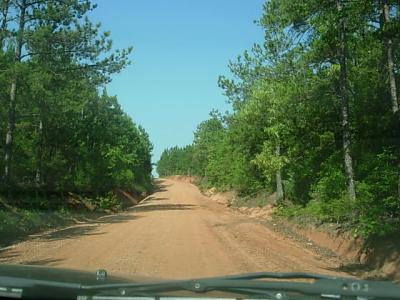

{"left": 78, "top": 272, "right": 338, "bottom": 298}
{"left": 79, "top": 272, "right": 400, "bottom": 299}
{"left": 1, "top": 272, "right": 400, "bottom": 299}
{"left": 205, "top": 271, "right": 337, "bottom": 280}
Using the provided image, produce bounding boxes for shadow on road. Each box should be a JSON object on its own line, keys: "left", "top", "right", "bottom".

{"left": 0, "top": 213, "right": 143, "bottom": 264}
{"left": 96, "top": 214, "right": 141, "bottom": 223}
{"left": 37, "top": 214, "right": 141, "bottom": 241}
{"left": 21, "top": 258, "right": 65, "bottom": 266}
{"left": 132, "top": 203, "right": 195, "bottom": 212}
{"left": 325, "top": 262, "right": 399, "bottom": 281}
{"left": 0, "top": 248, "right": 19, "bottom": 262}
{"left": 0, "top": 179, "right": 181, "bottom": 264}
{"left": 142, "top": 196, "right": 169, "bottom": 201}
{"left": 324, "top": 263, "right": 375, "bottom": 279}
{"left": 39, "top": 225, "right": 105, "bottom": 241}
{"left": 152, "top": 179, "right": 171, "bottom": 193}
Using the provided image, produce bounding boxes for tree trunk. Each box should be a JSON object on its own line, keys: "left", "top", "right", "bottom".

{"left": 3, "top": 81, "right": 17, "bottom": 185}
{"left": 398, "top": 0, "right": 400, "bottom": 19}
{"left": 35, "top": 117, "right": 43, "bottom": 187}
{"left": 383, "top": 0, "right": 399, "bottom": 115}
{"left": 3, "top": 0, "right": 26, "bottom": 188}
{"left": 0, "top": 0, "right": 9, "bottom": 48}
{"left": 337, "top": 0, "right": 356, "bottom": 200}
{"left": 275, "top": 143, "right": 284, "bottom": 202}
{"left": 382, "top": 0, "right": 400, "bottom": 200}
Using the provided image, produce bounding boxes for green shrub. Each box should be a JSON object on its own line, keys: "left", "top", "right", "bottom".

{"left": 351, "top": 182, "right": 398, "bottom": 237}
{"left": 93, "top": 193, "right": 121, "bottom": 210}
{"left": 233, "top": 191, "right": 274, "bottom": 208}
{"left": 276, "top": 180, "right": 400, "bottom": 239}
{"left": 0, "top": 208, "right": 75, "bottom": 246}
{"left": 276, "top": 196, "right": 354, "bottom": 224}
{"left": 310, "top": 168, "right": 347, "bottom": 203}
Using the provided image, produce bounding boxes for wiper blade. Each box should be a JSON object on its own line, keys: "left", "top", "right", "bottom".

{"left": 81, "top": 272, "right": 338, "bottom": 291}
{"left": 80, "top": 273, "right": 400, "bottom": 299}
{"left": 208, "top": 271, "right": 338, "bottom": 280}
{"left": 78, "top": 272, "right": 336, "bottom": 298}
{"left": 2, "top": 272, "right": 400, "bottom": 299}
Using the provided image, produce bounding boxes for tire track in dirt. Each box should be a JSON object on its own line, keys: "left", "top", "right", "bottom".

{"left": 0, "top": 178, "right": 347, "bottom": 279}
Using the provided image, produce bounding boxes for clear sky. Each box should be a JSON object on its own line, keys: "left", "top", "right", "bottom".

{"left": 90, "top": 0, "right": 265, "bottom": 172}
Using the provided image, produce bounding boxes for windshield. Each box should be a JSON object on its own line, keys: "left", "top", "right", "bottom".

{"left": 0, "top": 0, "right": 399, "bottom": 293}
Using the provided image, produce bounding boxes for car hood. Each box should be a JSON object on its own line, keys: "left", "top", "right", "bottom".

{"left": 0, "top": 264, "right": 242, "bottom": 298}
{"left": 0, "top": 264, "right": 159, "bottom": 285}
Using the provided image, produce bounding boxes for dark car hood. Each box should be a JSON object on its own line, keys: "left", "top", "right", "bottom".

{"left": 0, "top": 264, "right": 158, "bottom": 285}
{"left": 0, "top": 264, "right": 240, "bottom": 299}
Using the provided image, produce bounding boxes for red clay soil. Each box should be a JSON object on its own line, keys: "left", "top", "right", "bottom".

{"left": 0, "top": 178, "right": 349, "bottom": 279}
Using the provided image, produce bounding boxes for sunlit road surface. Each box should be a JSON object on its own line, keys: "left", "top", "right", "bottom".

{"left": 0, "top": 178, "right": 345, "bottom": 279}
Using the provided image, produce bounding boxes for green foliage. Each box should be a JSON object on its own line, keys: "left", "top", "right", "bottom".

{"left": 310, "top": 166, "right": 347, "bottom": 203}
{"left": 0, "top": 1, "right": 153, "bottom": 200}
{"left": 0, "top": 205, "right": 118, "bottom": 246}
{"left": 0, "top": 208, "right": 72, "bottom": 244}
{"left": 253, "top": 141, "right": 286, "bottom": 181}
{"left": 277, "top": 181, "right": 400, "bottom": 238}
{"left": 157, "top": 145, "right": 194, "bottom": 177}
{"left": 157, "top": 0, "right": 400, "bottom": 239}
{"left": 232, "top": 191, "right": 273, "bottom": 208}
{"left": 92, "top": 193, "right": 121, "bottom": 211}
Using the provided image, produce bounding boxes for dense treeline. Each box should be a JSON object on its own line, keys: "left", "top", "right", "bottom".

{"left": 157, "top": 0, "right": 400, "bottom": 238}
{"left": 157, "top": 145, "right": 194, "bottom": 177}
{"left": 0, "top": 0, "right": 153, "bottom": 199}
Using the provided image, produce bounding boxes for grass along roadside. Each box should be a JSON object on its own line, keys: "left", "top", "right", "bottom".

{"left": 0, "top": 189, "right": 147, "bottom": 247}
{"left": 0, "top": 208, "right": 110, "bottom": 247}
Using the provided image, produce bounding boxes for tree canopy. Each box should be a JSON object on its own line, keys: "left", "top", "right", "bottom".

{"left": 157, "top": 0, "right": 400, "bottom": 238}
{"left": 0, "top": 0, "right": 153, "bottom": 198}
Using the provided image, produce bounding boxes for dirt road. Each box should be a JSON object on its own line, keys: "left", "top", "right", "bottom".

{"left": 0, "top": 179, "right": 345, "bottom": 279}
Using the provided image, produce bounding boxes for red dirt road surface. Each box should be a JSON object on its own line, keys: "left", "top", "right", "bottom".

{"left": 0, "top": 179, "right": 346, "bottom": 279}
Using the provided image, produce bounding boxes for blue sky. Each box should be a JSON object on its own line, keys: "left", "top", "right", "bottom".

{"left": 90, "top": 0, "right": 265, "bottom": 171}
